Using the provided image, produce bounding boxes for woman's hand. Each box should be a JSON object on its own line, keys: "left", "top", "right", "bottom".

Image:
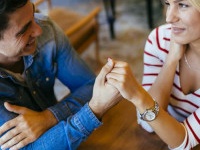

{"left": 106, "top": 60, "right": 144, "bottom": 104}
{"left": 167, "top": 38, "right": 186, "bottom": 63}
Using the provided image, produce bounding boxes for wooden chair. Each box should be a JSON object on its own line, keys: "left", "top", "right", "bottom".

{"left": 34, "top": 0, "right": 101, "bottom": 62}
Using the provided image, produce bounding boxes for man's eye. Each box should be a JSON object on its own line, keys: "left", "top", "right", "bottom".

{"left": 16, "top": 27, "right": 28, "bottom": 36}
{"left": 16, "top": 21, "right": 32, "bottom": 37}
{"left": 19, "top": 28, "right": 27, "bottom": 35}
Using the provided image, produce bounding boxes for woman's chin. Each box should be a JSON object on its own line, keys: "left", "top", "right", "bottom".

{"left": 172, "top": 36, "right": 189, "bottom": 45}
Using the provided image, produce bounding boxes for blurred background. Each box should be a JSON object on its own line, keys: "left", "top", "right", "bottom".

{"left": 32, "top": 0, "right": 167, "bottom": 149}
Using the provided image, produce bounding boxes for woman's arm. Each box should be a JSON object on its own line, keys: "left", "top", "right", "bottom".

{"left": 143, "top": 27, "right": 185, "bottom": 110}
{"left": 106, "top": 60, "right": 199, "bottom": 149}
{"left": 148, "top": 42, "right": 185, "bottom": 109}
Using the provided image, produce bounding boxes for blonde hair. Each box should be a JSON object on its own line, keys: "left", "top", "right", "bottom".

{"left": 189, "top": 0, "right": 200, "bottom": 11}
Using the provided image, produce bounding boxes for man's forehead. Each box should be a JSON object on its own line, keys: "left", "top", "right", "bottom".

{"left": 6, "top": 2, "right": 33, "bottom": 32}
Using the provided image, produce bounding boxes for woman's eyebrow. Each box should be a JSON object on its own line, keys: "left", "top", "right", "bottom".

{"left": 174, "top": 0, "right": 184, "bottom": 3}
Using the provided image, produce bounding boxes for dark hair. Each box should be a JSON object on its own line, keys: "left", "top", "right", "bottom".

{"left": 0, "top": 0, "right": 28, "bottom": 39}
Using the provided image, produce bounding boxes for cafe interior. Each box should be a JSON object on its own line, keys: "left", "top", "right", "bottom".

{"left": 31, "top": 0, "right": 186, "bottom": 149}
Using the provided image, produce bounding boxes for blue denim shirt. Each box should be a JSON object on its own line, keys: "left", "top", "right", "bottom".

{"left": 0, "top": 13, "right": 101, "bottom": 150}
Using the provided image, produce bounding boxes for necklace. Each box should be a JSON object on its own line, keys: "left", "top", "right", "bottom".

{"left": 184, "top": 53, "right": 200, "bottom": 71}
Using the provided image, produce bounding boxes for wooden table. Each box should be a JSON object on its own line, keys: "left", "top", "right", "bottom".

{"left": 78, "top": 99, "right": 168, "bottom": 150}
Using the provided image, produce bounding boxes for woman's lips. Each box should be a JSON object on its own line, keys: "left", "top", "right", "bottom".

{"left": 171, "top": 27, "right": 185, "bottom": 34}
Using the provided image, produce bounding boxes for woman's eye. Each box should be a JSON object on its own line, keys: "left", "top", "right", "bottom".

{"left": 179, "top": 3, "right": 189, "bottom": 8}
{"left": 164, "top": 1, "right": 170, "bottom": 6}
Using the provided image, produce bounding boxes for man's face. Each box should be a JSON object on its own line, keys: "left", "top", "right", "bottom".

{"left": 0, "top": 1, "right": 42, "bottom": 60}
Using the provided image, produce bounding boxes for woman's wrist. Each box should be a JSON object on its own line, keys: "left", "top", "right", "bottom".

{"left": 130, "top": 89, "right": 155, "bottom": 114}
{"left": 165, "top": 58, "right": 179, "bottom": 70}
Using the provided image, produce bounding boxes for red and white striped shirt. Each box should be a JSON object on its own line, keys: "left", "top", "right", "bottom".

{"left": 138, "top": 24, "right": 200, "bottom": 149}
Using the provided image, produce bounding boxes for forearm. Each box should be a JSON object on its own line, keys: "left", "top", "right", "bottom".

{"left": 148, "top": 58, "right": 178, "bottom": 110}
{"left": 133, "top": 92, "right": 186, "bottom": 149}
{"left": 48, "top": 79, "right": 95, "bottom": 121}
{"left": 21, "top": 103, "right": 101, "bottom": 150}
{"left": 150, "top": 109, "right": 185, "bottom": 149}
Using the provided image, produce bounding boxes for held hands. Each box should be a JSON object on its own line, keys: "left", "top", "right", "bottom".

{"left": 106, "top": 60, "right": 141, "bottom": 102}
{"left": 0, "top": 102, "right": 57, "bottom": 150}
{"left": 89, "top": 58, "right": 121, "bottom": 119}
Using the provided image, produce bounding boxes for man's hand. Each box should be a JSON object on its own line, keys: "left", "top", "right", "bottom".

{"left": 0, "top": 102, "right": 57, "bottom": 150}
{"left": 89, "top": 58, "right": 122, "bottom": 119}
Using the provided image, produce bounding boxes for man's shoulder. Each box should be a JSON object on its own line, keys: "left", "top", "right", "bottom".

{"left": 34, "top": 13, "right": 49, "bottom": 21}
{"left": 34, "top": 13, "right": 66, "bottom": 42}
{"left": 34, "top": 13, "right": 54, "bottom": 33}
{"left": 34, "top": 13, "right": 71, "bottom": 54}
{"left": 34, "top": 13, "right": 56, "bottom": 47}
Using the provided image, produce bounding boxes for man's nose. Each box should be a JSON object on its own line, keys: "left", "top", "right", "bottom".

{"left": 31, "top": 22, "right": 42, "bottom": 37}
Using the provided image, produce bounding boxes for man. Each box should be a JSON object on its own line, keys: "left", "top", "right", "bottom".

{"left": 0, "top": 0, "right": 121, "bottom": 149}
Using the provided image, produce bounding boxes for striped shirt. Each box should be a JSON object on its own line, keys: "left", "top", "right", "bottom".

{"left": 138, "top": 24, "right": 200, "bottom": 149}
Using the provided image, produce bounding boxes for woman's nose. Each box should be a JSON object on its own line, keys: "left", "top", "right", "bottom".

{"left": 166, "top": 7, "right": 179, "bottom": 24}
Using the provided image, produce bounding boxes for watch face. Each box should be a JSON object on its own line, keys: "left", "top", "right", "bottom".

{"left": 140, "top": 101, "right": 159, "bottom": 122}
{"left": 144, "top": 111, "right": 156, "bottom": 121}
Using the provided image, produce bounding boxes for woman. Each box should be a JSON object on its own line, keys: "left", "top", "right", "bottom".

{"left": 106, "top": 0, "right": 200, "bottom": 149}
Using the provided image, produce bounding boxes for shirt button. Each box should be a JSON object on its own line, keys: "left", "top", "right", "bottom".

{"left": 46, "top": 77, "right": 49, "bottom": 81}
{"left": 33, "top": 91, "right": 36, "bottom": 95}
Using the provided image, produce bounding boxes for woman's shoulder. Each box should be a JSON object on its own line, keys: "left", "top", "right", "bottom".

{"left": 146, "top": 24, "right": 171, "bottom": 60}
{"left": 158, "top": 23, "right": 172, "bottom": 30}
{"left": 148, "top": 24, "right": 171, "bottom": 48}
{"left": 149, "top": 24, "right": 172, "bottom": 39}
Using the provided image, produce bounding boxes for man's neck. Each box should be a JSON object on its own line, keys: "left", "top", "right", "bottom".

{"left": 0, "top": 55, "right": 24, "bottom": 74}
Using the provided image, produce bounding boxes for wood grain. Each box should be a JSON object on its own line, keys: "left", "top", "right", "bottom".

{"left": 78, "top": 99, "right": 169, "bottom": 150}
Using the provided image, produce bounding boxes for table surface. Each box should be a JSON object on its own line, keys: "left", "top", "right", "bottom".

{"left": 78, "top": 99, "right": 169, "bottom": 150}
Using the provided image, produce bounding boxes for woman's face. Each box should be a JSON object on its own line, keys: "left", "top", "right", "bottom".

{"left": 165, "top": 0, "right": 200, "bottom": 45}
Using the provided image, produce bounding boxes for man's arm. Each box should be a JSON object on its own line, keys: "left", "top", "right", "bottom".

{"left": 0, "top": 59, "right": 121, "bottom": 150}
{"left": 48, "top": 20, "right": 97, "bottom": 121}
{"left": 0, "top": 103, "right": 101, "bottom": 150}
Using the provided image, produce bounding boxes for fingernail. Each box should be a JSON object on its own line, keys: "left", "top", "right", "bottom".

{"left": 107, "top": 58, "right": 113, "bottom": 66}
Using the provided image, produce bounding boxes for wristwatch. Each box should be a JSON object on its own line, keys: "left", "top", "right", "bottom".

{"left": 140, "top": 100, "right": 159, "bottom": 122}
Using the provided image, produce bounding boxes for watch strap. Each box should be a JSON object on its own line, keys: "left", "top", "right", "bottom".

{"left": 140, "top": 100, "right": 159, "bottom": 122}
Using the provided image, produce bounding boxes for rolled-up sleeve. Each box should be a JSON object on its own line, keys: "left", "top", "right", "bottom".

{"left": 23, "top": 103, "right": 102, "bottom": 150}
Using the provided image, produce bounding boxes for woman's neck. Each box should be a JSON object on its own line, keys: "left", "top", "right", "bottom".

{"left": 188, "top": 40, "right": 200, "bottom": 56}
